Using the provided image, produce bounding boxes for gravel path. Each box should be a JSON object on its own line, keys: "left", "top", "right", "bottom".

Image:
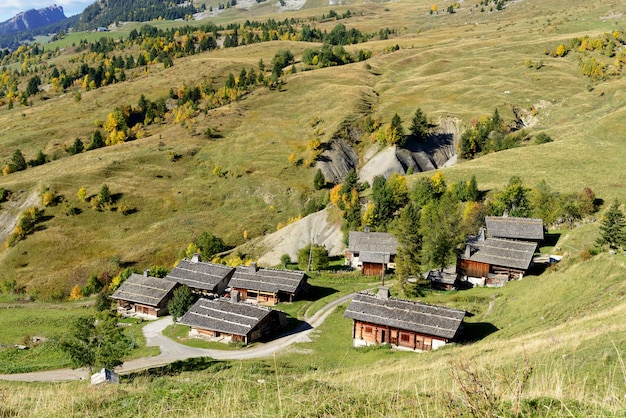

{"left": 0, "top": 293, "right": 355, "bottom": 382}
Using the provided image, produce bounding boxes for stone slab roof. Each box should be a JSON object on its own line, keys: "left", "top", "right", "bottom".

{"left": 179, "top": 298, "right": 275, "bottom": 337}
{"left": 111, "top": 274, "right": 177, "bottom": 307}
{"left": 461, "top": 237, "right": 537, "bottom": 270}
{"left": 166, "top": 259, "right": 235, "bottom": 292}
{"left": 344, "top": 292, "right": 465, "bottom": 340}
{"left": 230, "top": 266, "right": 308, "bottom": 295}
{"left": 348, "top": 231, "right": 399, "bottom": 255}
{"left": 427, "top": 269, "right": 457, "bottom": 286}
{"left": 485, "top": 216, "right": 544, "bottom": 241}
{"left": 359, "top": 251, "right": 392, "bottom": 264}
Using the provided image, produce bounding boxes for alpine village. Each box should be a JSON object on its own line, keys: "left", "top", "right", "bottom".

{"left": 0, "top": 0, "right": 625, "bottom": 416}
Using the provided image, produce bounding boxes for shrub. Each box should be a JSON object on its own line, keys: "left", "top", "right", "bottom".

{"left": 535, "top": 133, "right": 553, "bottom": 144}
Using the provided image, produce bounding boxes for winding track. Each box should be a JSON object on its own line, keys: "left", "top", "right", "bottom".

{"left": 0, "top": 292, "right": 356, "bottom": 382}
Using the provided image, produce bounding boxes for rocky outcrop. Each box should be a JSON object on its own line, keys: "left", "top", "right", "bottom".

{"left": 317, "top": 116, "right": 461, "bottom": 185}
{"left": 316, "top": 138, "right": 359, "bottom": 184}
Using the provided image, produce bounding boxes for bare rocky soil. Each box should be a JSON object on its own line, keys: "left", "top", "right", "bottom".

{"left": 0, "top": 190, "right": 39, "bottom": 245}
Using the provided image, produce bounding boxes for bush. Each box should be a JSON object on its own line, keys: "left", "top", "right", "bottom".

{"left": 297, "top": 243, "right": 329, "bottom": 271}
{"left": 95, "top": 291, "right": 113, "bottom": 311}
{"left": 535, "top": 133, "right": 553, "bottom": 144}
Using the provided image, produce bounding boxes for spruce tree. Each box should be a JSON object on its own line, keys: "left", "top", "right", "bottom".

{"left": 596, "top": 200, "right": 626, "bottom": 250}
{"left": 168, "top": 285, "right": 194, "bottom": 322}
{"left": 410, "top": 107, "right": 429, "bottom": 142}
{"left": 313, "top": 168, "right": 326, "bottom": 190}
{"left": 393, "top": 202, "right": 423, "bottom": 287}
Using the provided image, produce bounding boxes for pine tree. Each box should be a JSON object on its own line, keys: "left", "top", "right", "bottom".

{"left": 168, "top": 285, "right": 194, "bottom": 322}
{"left": 9, "top": 149, "right": 27, "bottom": 172}
{"left": 596, "top": 200, "right": 626, "bottom": 250}
{"left": 393, "top": 202, "right": 423, "bottom": 291}
{"left": 420, "top": 194, "right": 464, "bottom": 271}
{"left": 98, "top": 184, "right": 111, "bottom": 206}
{"left": 313, "top": 168, "right": 326, "bottom": 190}
{"left": 410, "top": 107, "right": 428, "bottom": 142}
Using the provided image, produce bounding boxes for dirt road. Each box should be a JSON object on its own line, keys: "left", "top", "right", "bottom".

{"left": 0, "top": 293, "right": 355, "bottom": 382}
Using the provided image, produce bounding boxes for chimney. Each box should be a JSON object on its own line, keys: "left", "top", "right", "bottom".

{"left": 464, "top": 244, "right": 472, "bottom": 258}
{"left": 143, "top": 269, "right": 149, "bottom": 277}
{"left": 230, "top": 289, "right": 240, "bottom": 303}
{"left": 478, "top": 227, "right": 485, "bottom": 241}
{"left": 377, "top": 286, "right": 390, "bottom": 300}
{"left": 249, "top": 262, "right": 258, "bottom": 272}
{"left": 191, "top": 253, "right": 201, "bottom": 263}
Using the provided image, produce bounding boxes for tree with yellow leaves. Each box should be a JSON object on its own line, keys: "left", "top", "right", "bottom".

{"left": 69, "top": 284, "right": 83, "bottom": 301}
{"left": 77, "top": 186, "right": 87, "bottom": 201}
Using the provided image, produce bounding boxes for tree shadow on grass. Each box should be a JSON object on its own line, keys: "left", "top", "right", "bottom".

{"left": 122, "top": 357, "right": 230, "bottom": 382}
{"left": 542, "top": 232, "right": 561, "bottom": 249}
{"left": 110, "top": 193, "right": 123, "bottom": 204}
{"left": 262, "top": 317, "right": 312, "bottom": 341}
{"left": 458, "top": 322, "right": 499, "bottom": 344}
{"left": 301, "top": 285, "right": 338, "bottom": 302}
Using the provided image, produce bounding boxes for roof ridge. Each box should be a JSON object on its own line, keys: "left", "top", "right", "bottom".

{"left": 356, "top": 292, "right": 465, "bottom": 315}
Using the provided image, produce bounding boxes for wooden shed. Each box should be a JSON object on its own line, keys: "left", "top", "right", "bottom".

{"left": 229, "top": 263, "right": 309, "bottom": 304}
{"left": 165, "top": 254, "right": 235, "bottom": 296}
{"left": 426, "top": 269, "right": 458, "bottom": 290}
{"left": 343, "top": 287, "right": 466, "bottom": 351}
{"left": 485, "top": 216, "right": 545, "bottom": 243}
{"left": 111, "top": 273, "right": 177, "bottom": 319}
{"left": 456, "top": 236, "right": 537, "bottom": 282}
{"left": 346, "top": 231, "right": 399, "bottom": 276}
{"left": 178, "top": 296, "right": 287, "bottom": 344}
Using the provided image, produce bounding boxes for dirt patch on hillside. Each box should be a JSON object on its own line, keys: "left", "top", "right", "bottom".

{"left": 257, "top": 208, "right": 344, "bottom": 266}
{"left": 0, "top": 190, "right": 39, "bottom": 244}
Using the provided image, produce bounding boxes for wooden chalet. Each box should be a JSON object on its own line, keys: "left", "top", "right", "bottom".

{"left": 343, "top": 287, "right": 466, "bottom": 351}
{"left": 178, "top": 293, "right": 287, "bottom": 344}
{"left": 346, "top": 230, "right": 399, "bottom": 276}
{"left": 229, "top": 263, "right": 309, "bottom": 304}
{"left": 111, "top": 272, "right": 177, "bottom": 319}
{"left": 165, "top": 254, "right": 235, "bottom": 296}
{"left": 456, "top": 236, "right": 537, "bottom": 284}
{"left": 485, "top": 216, "right": 545, "bottom": 243}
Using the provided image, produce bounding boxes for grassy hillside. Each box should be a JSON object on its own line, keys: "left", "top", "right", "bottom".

{"left": 0, "top": 1, "right": 625, "bottom": 413}
{"left": 0, "top": 0, "right": 623, "bottom": 295}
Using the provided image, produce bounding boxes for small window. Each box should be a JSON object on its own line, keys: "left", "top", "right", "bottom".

{"left": 364, "top": 326, "right": 373, "bottom": 334}
{"left": 400, "top": 333, "right": 410, "bottom": 342}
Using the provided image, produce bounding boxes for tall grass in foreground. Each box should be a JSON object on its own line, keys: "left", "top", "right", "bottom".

{"left": 1, "top": 348, "right": 624, "bottom": 417}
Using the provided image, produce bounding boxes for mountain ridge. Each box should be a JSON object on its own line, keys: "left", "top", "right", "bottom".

{"left": 0, "top": 4, "right": 67, "bottom": 36}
